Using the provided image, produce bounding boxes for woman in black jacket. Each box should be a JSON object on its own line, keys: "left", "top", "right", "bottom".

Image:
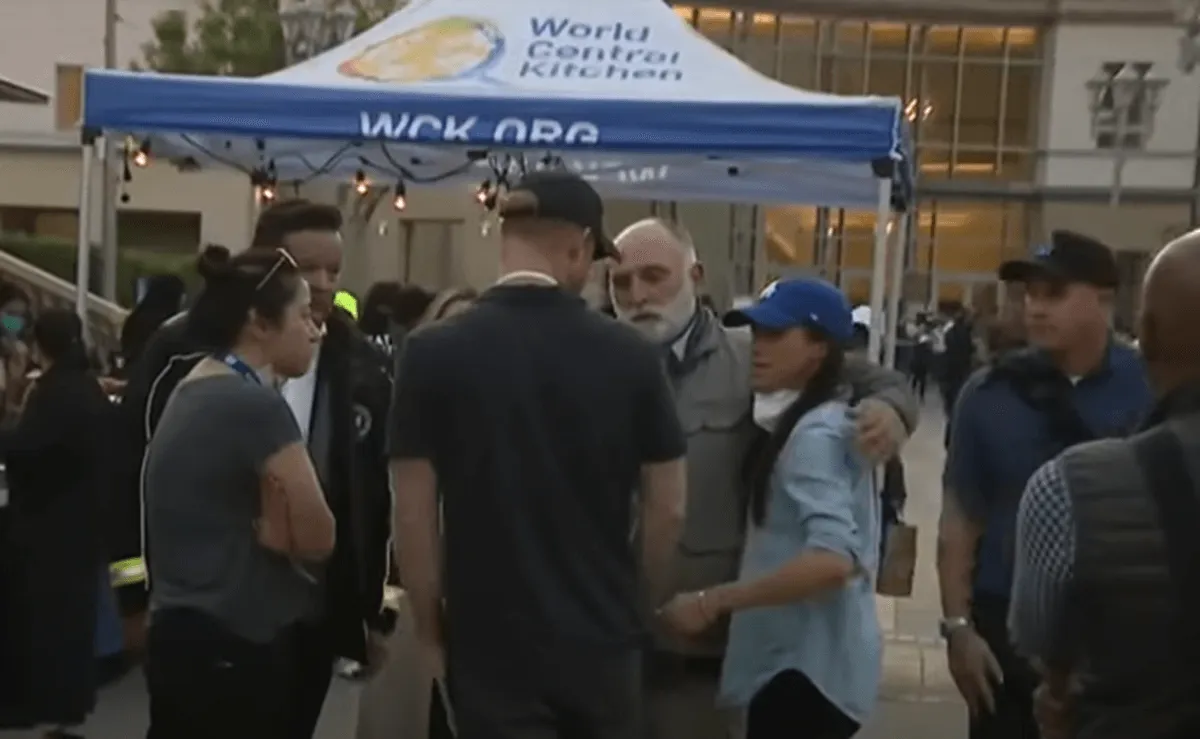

{"left": 0, "top": 309, "right": 111, "bottom": 738}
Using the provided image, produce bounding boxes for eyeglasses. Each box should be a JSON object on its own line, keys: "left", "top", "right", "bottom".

{"left": 255, "top": 248, "right": 298, "bottom": 291}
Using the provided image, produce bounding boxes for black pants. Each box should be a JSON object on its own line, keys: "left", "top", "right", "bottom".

{"left": 144, "top": 609, "right": 290, "bottom": 739}
{"left": 450, "top": 644, "right": 641, "bottom": 739}
{"left": 746, "top": 670, "right": 859, "bottom": 739}
{"left": 280, "top": 620, "right": 336, "bottom": 739}
{"left": 910, "top": 367, "right": 928, "bottom": 400}
{"left": 970, "top": 594, "right": 1040, "bottom": 739}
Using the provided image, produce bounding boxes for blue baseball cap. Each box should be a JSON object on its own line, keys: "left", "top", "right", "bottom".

{"left": 724, "top": 278, "right": 854, "bottom": 342}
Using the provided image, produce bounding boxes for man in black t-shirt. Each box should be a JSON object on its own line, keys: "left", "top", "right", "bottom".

{"left": 389, "top": 171, "right": 687, "bottom": 739}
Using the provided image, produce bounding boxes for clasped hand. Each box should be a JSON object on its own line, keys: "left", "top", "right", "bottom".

{"left": 657, "top": 591, "right": 720, "bottom": 637}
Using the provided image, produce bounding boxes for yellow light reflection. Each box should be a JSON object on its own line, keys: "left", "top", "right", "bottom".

{"left": 669, "top": 6, "right": 1036, "bottom": 51}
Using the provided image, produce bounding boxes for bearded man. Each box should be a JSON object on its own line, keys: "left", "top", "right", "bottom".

{"left": 609, "top": 218, "right": 920, "bottom": 739}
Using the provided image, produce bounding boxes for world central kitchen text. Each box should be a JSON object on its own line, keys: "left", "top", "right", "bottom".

{"left": 519, "top": 17, "right": 684, "bottom": 82}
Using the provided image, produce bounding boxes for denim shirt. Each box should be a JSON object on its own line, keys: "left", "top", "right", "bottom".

{"left": 719, "top": 401, "right": 881, "bottom": 724}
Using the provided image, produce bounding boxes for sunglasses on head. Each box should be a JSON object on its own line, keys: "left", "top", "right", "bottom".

{"left": 255, "top": 248, "right": 298, "bottom": 291}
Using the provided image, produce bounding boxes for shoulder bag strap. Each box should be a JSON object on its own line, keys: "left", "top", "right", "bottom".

{"left": 1131, "top": 428, "right": 1200, "bottom": 658}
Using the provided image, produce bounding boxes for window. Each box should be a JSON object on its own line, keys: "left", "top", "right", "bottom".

{"left": 1091, "top": 62, "right": 1158, "bottom": 150}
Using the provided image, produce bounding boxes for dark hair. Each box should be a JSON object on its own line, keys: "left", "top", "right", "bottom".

{"left": 32, "top": 308, "right": 88, "bottom": 368}
{"left": 121, "top": 274, "right": 187, "bottom": 365}
{"left": 0, "top": 283, "right": 29, "bottom": 312}
{"left": 250, "top": 199, "right": 343, "bottom": 248}
{"left": 185, "top": 245, "right": 302, "bottom": 350}
{"left": 741, "top": 331, "right": 846, "bottom": 527}
{"left": 359, "top": 282, "right": 435, "bottom": 334}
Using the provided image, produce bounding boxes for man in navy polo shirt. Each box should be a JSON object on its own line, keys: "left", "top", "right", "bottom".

{"left": 936, "top": 231, "right": 1149, "bottom": 739}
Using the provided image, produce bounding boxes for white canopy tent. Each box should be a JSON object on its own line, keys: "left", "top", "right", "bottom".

{"left": 79, "top": 0, "right": 913, "bottom": 361}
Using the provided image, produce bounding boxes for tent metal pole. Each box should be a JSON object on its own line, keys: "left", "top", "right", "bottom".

{"left": 75, "top": 139, "right": 96, "bottom": 328}
{"left": 884, "top": 212, "right": 908, "bottom": 368}
{"left": 866, "top": 178, "right": 890, "bottom": 363}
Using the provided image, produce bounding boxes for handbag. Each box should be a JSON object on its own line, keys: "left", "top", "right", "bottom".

{"left": 876, "top": 520, "right": 917, "bottom": 598}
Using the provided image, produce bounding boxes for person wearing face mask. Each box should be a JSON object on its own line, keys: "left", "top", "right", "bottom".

{"left": 660, "top": 278, "right": 881, "bottom": 739}
{"left": 608, "top": 219, "right": 919, "bottom": 739}
{"left": 0, "top": 285, "right": 32, "bottom": 406}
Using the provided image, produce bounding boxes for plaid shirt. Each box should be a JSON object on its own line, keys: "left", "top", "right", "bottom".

{"left": 1009, "top": 458, "right": 1075, "bottom": 667}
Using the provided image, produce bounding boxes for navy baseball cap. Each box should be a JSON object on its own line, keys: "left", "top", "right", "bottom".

{"left": 998, "top": 230, "right": 1119, "bottom": 288}
{"left": 724, "top": 278, "right": 854, "bottom": 342}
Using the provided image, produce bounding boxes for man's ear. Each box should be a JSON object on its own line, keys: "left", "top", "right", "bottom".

{"left": 689, "top": 261, "right": 705, "bottom": 287}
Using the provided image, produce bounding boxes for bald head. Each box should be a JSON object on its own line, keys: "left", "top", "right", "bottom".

{"left": 614, "top": 218, "right": 698, "bottom": 266}
{"left": 1141, "top": 230, "right": 1200, "bottom": 376}
{"left": 609, "top": 218, "right": 702, "bottom": 341}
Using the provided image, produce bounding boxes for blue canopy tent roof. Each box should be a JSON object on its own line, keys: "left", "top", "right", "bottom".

{"left": 80, "top": 0, "right": 912, "bottom": 208}
{"left": 75, "top": 0, "right": 913, "bottom": 361}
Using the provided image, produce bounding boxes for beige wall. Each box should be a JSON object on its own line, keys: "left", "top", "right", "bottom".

{"left": 1038, "top": 201, "right": 1189, "bottom": 254}
{"left": 0, "top": 146, "right": 502, "bottom": 292}
{"left": 0, "top": 147, "right": 252, "bottom": 247}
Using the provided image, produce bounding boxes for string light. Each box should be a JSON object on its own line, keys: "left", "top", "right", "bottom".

{"left": 392, "top": 181, "right": 407, "bottom": 211}
{"left": 260, "top": 183, "right": 277, "bottom": 201}
{"left": 353, "top": 169, "right": 369, "bottom": 196}
{"left": 132, "top": 138, "right": 151, "bottom": 167}
{"left": 475, "top": 180, "right": 492, "bottom": 205}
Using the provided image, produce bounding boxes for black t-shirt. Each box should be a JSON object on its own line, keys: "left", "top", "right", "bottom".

{"left": 388, "top": 284, "right": 684, "bottom": 653}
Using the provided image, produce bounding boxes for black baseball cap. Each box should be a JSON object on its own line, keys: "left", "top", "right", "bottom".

{"left": 998, "top": 230, "right": 1119, "bottom": 289}
{"left": 497, "top": 171, "right": 618, "bottom": 261}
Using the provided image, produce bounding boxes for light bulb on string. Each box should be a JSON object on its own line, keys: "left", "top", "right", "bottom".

{"left": 392, "top": 181, "right": 407, "bottom": 211}
{"left": 475, "top": 180, "right": 492, "bottom": 205}
{"left": 132, "top": 138, "right": 151, "bottom": 168}
{"left": 260, "top": 183, "right": 277, "bottom": 202}
{"left": 353, "top": 169, "right": 369, "bottom": 196}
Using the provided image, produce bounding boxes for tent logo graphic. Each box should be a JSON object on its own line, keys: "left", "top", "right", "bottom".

{"left": 339, "top": 16, "right": 505, "bottom": 84}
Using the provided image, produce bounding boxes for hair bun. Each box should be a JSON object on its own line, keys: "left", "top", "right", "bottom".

{"left": 196, "top": 244, "right": 233, "bottom": 282}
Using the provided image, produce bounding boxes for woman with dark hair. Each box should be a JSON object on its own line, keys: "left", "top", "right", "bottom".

{"left": 120, "top": 274, "right": 186, "bottom": 369}
{"left": 359, "top": 283, "right": 434, "bottom": 357}
{"left": 0, "top": 309, "right": 110, "bottom": 738}
{"left": 660, "top": 279, "right": 880, "bottom": 739}
{"left": 142, "top": 245, "right": 331, "bottom": 737}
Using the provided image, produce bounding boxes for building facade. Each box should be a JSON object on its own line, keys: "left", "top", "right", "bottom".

{"left": 0, "top": 0, "right": 1194, "bottom": 310}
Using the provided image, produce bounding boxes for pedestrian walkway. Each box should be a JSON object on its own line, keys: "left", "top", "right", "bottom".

{"left": 876, "top": 397, "right": 960, "bottom": 704}
{"left": 1, "top": 400, "right": 968, "bottom": 739}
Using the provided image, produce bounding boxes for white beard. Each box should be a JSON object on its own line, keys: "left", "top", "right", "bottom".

{"left": 613, "top": 278, "right": 697, "bottom": 343}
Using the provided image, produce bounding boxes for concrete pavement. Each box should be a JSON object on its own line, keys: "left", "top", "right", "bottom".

{"left": 1, "top": 398, "right": 968, "bottom": 738}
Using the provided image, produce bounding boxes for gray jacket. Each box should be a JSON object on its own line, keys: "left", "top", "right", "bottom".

{"left": 659, "top": 310, "right": 918, "bottom": 655}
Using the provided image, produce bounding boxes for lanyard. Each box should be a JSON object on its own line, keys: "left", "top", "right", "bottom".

{"left": 219, "top": 353, "right": 262, "bottom": 385}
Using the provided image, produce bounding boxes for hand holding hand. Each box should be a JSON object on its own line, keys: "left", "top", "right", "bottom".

{"left": 658, "top": 590, "right": 719, "bottom": 637}
{"left": 852, "top": 398, "right": 907, "bottom": 462}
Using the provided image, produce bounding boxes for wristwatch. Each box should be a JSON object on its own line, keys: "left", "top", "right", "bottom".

{"left": 938, "top": 616, "right": 971, "bottom": 640}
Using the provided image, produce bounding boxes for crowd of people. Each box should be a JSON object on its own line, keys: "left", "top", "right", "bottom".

{"left": 1, "top": 165, "right": 1198, "bottom": 739}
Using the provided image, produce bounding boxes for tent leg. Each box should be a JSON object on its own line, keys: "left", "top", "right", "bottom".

{"left": 866, "top": 178, "right": 890, "bottom": 364}
{"left": 75, "top": 139, "right": 96, "bottom": 327}
{"left": 884, "top": 213, "right": 908, "bottom": 369}
{"left": 248, "top": 186, "right": 263, "bottom": 245}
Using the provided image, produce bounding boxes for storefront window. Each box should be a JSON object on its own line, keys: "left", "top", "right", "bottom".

{"left": 667, "top": 6, "right": 1046, "bottom": 301}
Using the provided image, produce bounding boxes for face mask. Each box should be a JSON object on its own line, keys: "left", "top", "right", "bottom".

{"left": 752, "top": 389, "right": 800, "bottom": 432}
{"left": 1, "top": 314, "right": 25, "bottom": 336}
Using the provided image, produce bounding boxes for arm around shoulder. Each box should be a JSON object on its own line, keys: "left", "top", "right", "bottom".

{"left": 841, "top": 354, "right": 920, "bottom": 433}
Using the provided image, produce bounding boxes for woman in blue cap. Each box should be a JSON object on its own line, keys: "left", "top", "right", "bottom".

{"left": 659, "top": 278, "right": 881, "bottom": 739}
